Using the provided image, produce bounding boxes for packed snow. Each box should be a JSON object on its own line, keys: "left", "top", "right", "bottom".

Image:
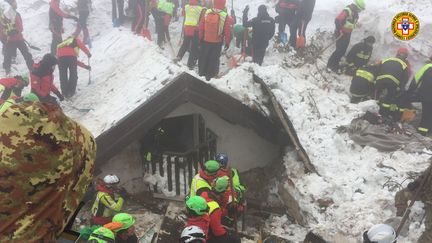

{"left": 9, "top": 0, "right": 432, "bottom": 242}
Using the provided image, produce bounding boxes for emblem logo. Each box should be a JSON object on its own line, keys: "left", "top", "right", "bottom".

{"left": 391, "top": 12, "right": 420, "bottom": 41}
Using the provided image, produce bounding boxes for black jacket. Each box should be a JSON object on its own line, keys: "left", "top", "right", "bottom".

{"left": 297, "top": 0, "right": 315, "bottom": 22}
{"left": 346, "top": 41, "right": 373, "bottom": 67}
{"left": 243, "top": 9, "right": 275, "bottom": 48}
{"left": 377, "top": 58, "right": 410, "bottom": 89}
{"left": 408, "top": 63, "right": 432, "bottom": 103}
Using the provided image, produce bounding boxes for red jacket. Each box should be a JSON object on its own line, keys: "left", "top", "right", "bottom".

{"left": 201, "top": 192, "right": 226, "bottom": 237}
{"left": 50, "top": 0, "right": 69, "bottom": 18}
{"left": 186, "top": 215, "right": 210, "bottom": 237}
{"left": 182, "top": 0, "right": 203, "bottom": 37}
{"left": 0, "top": 77, "right": 19, "bottom": 89}
{"left": 335, "top": 5, "right": 359, "bottom": 34}
{"left": 30, "top": 63, "right": 59, "bottom": 97}
{"left": 57, "top": 38, "right": 90, "bottom": 57}
{"left": 5, "top": 12, "right": 24, "bottom": 42}
{"left": 198, "top": 9, "right": 232, "bottom": 45}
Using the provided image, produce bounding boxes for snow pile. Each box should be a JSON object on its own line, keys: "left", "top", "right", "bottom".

{"left": 10, "top": 0, "right": 432, "bottom": 242}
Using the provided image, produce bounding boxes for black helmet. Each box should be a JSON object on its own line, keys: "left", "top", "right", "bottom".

{"left": 364, "top": 35, "right": 375, "bottom": 44}
{"left": 41, "top": 53, "right": 58, "bottom": 66}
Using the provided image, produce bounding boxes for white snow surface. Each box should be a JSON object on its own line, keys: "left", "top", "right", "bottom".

{"left": 11, "top": 0, "right": 432, "bottom": 242}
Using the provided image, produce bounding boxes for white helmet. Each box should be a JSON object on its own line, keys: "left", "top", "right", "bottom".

{"left": 103, "top": 174, "right": 120, "bottom": 184}
{"left": 364, "top": 224, "right": 397, "bottom": 243}
{"left": 179, "top": 226, "right": 206, "bottom": 243}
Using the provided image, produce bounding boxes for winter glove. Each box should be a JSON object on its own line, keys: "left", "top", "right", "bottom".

{"left": 88, "top": 53, "right": 92, "bottom": 58}
{"left": 85, "top": 65, "right": 91, "bottom": 71}
{"left": 407, "top": 180, "right": 420, "bottom": 191}
{"left": 67, "top": 15, "right": 79, "bottom": 22}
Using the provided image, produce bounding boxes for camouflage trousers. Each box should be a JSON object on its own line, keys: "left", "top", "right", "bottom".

{"left": 395, "top": 189, "right": 432, "bottom": 243}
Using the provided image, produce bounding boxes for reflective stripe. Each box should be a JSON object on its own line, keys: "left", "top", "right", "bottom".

{"left": 381, "top": 103, "right": 405, "bottom": 112}
{"left": 376, "top": 74, "right": 400, "bottom": 86}
{"left": 184, "top": 5, "right": 203, "bottom": 27}
{"left": 418, "top": 127, "right": 429, "bottom": 132}
{"left": 382, "top": 58, "right": 408, "bottom": 70}
{"left": 356, "top": 52, "right": 370, "bottom": 60}
{"left": 190, "top": 174, "right": 211, "bottom": 197}
{"left": 0, "top": 99, "right": 15, "bottom": 113}
{"left": 57, "top": 37, "right": 80, "bottom": 55}
{"left": 356, "top": 69, "right": 375, "bottom": 83}
{"left": 414, "top": 63, "right": 432, "bottom": 87}
{"left": 351, "top": 93, "right": 367, "bottom": 97}
{"left": 343, "top": 7, "right": 356, "bottom": 30}
{"left": 208, "top": 201, "right": 220, "bottom": 214}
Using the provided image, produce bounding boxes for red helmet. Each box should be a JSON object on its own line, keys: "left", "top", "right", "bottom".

{"left": 396, "top": 47, "right": 409, "bottom": 59}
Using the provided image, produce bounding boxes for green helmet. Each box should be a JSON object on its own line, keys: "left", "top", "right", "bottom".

{"left": 204, "top": 160, "right": 220, "bottom": 175}
{"left": 23, "top": 93, "right": 39, "bottom": 102}
{"left": 214, "top": 176, "right": 229, "bottom": 193}
{"left": 186, "top": 196, "right": 209, "bottom": 216}
{"left": 354, "top": 0, "right": 365, "bottom": 10}
{"left": 88, "top": 227, "right": 115, "bottom": 243}
{"left": 112, "top": 213, "right": 136, "bottom": 231}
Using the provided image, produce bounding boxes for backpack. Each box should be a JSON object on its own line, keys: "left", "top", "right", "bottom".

{"left": 204, "top": 10, "right": 225, "bottom": 43}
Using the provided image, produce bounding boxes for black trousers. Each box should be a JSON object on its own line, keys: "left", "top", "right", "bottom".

{"left": 74, "top": 11, "right": 90, "bottom": 42}
{"left": 59, "top": 56, "right": 78, "bottom": 98}
{"left": 419, "top": 101, "right": 432, "bottom": 135}
{"left": 297, "top": 18, "right": 310, "bottom": 40}
{"left": 349, "top": 76, "right": 373, "bottom": 102}
{"left": 327, "top": 32, "right": 351, "bottom": 71}
{"left": 253, "top": 46, "right": 267, "bottom": 66}
{"left": 177, "top": 31, "right": 199, "bottom": 68}
{"left": 3, "top": 40, "right": 33, "bottom": 73}
{"left": 199, "top": 41, "right": 223, "bottom": 81}
{"left": 376, "top": 78, "right": 401, "bottom": 120}
{"left": 278, "top": 12, "right": 297, "bottom": 47}
{"left": 207, "top": 233, "right": 240, "bottom": 243}
{"left": 51, "top": 31, "right": 62, "bottom": 55}
{"left": 156, "top": 14, "right": 170, "bottom": 46}
{"left": 112, "top": 0, "right": 125, "bottom": 24}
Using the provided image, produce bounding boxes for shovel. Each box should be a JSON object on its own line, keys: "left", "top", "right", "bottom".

{"left": 296, "top": 20, "right": 305, "bottom": 49}
{"left": 141, "top": 0, "right": 152, "bottom": 40}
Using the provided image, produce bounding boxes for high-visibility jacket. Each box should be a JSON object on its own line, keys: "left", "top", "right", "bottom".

{"left": 57, "top": 37, "right": 91, "bottom": 58}
{"left": 376, "top": 58, "right": 408, "bottom": 87}
{"left": 189, "top": 174, "right": 212, "bottom": 197}
{"left": 409, "top": 63, "right": 432, "bottom": 103}
{"left": 0, "top": 98, "right": 15, "bottom": 114}
{"left": 91, "top": 191, "right": 124, "bottom": 218}
{"left": 0, "top": 77, "right": 21, "bottom": 101}
{"left": 157, "top": 0, "right": 175, "bottom": 15}
{"left": 207, "top": 200, "right": 226, "bottom": 236}
{"left": 335, "top": 4, "right": 359, "bottom": 33}
{"left": 185, "top": 5, "right": 203, "bottom": 27}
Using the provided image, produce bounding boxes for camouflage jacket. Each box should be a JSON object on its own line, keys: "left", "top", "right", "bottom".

{"left": 0, "top": 102, "right": 96, "bottom": 242}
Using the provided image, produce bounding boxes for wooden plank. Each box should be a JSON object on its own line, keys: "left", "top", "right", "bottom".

{"left": 167, "top": 156, "right": 172, "bottom": 192}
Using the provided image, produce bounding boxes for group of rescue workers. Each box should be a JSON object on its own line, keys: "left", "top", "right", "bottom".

{"left": 86, "top": 153, "right": 246, "bottom": 243}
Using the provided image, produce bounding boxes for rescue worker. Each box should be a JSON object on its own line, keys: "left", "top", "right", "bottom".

{"left": 344, "top": 35, "right": 376, "bottom": 76}
{"left": 88, "top": 226, "right": 116, "bottom": 243}
{"left": 91, "top": 174, "right": 125, "bottom": 226}
{"left": 327, "top": 0, "right": 365, "bottom": 73}
{"left": 0, "top": 92, "right": 39, "bottom": 114}
{"left": 349, "top": 64, "right": 380, "bottom": 103}
{"left": 275, "top": 0, "right": 298, "bottom": 47}
{"left": 112, "top": 213, "right": 139, "bottom": 243}
{"left": 394, "top": 163, "right": 432, "bottom": 243}
{"left": 156, "top": 0, "right": 175, "bottom": 48}
{"left": 131, "top": 0, "right": 145, "bottom": 34}
{"left": 375, "top": 48, "right": 411, "bottom": 120}
{"left": 57, "top": 36, "right": 91, "bottom": 98}
{"left": 198, "top": 0, "right": 232, "bottom": 81}
{"left": 242, "top": 4, "right": 275, "bottom": 66}
{"left": 180, "top": 226, "right": 207, "bottom": 243}
{"left": 185, "top": 195, "right": 210, "bottom": 236}
{"left": 190, "top": 160, "right": 220, "bottom": 197}
{"left": 0, "top": 101, "right": 96, "bottom": 242}
{"left": 49, "top": 0, "right": 78, "bottom": 55}
{"left": 73, "top": 0, "right": 91, "bottom": 45}
{"left": 295, "top": 0, "right": 315, "bottom": 45}
{"left": 30, "top": 53, "right": 65, "bottom": 104}
{"left": 407, "top": 56, "right": 432, "bottom": 136}
{"left": 112, "top": 0, "right": 125, "bottom": 27}
{"left": 200, "top": 183, "right": 241, "bottom": 243}
{"left": 2, "top": 6, "right": 33, "bottom": 74}
{"left": 215, "top": 153, "right": 246, "bottom": 200}
{"left": 176, "top": 0, "right": 203, "bottom": 69}
{"left": 362, "top": 224, "right": 396, "bottom": 243}
{"left": 0, "top": 74, "right": 28, "bottom": 102}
